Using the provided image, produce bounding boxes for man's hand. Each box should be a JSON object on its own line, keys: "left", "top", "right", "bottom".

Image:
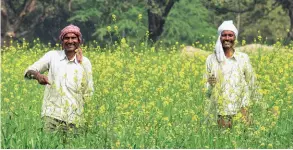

{"left": 36, "top": 73, "right": 50, "bottom": 85}
{"left": 76, "top": 48, "right": 83, "bottom": 63}
{"left": 26, "top": 70, "right": 50, "bottom": 85}
{"left": 208, "top": 74, "right": 217, "bottom": 86}
{"left": 240, "top": 107, "right": 251, "bottom": 125}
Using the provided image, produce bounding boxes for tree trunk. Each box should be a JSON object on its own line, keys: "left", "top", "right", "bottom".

{"left": 287, "top": 7, "right": 293, "bottom": 42}
{"left": 1, "top": 0, "right": 40, "bottom": 47}
{"left": 236, "top": 0, "right": 241, "bottom": 33}
{"left": 237, "top": 13, "right": 241, "bottom": 33}
{"left": 147, "top": 9, "right": 164, "bottom": 42}
{"left": 147, "top": 0, "right": 176, "bottom": 42}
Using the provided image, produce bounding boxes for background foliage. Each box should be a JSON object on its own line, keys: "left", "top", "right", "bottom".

{"left": 1, "top": 0, "right": 292, "bottom": 47}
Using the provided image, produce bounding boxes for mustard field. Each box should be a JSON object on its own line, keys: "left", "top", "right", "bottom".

{"left": 1, "top": 41, "right": 293, "bottom": 148}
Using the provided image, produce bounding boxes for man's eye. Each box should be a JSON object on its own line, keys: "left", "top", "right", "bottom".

{"left": 221, "top": 34, "right": 234, "bottom": 37}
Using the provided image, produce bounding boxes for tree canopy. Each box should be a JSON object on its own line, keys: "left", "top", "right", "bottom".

{"left": 1, "top": 0, "right": 292, "bottom": 47}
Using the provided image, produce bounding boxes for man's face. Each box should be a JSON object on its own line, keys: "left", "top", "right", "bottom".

{"left": 62, "top": 33, "right": 80, "bottom": 52}
{"left": 220, "top": 30, "right": 235, "bottom": 49}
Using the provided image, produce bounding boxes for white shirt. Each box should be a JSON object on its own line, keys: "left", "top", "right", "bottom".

{"left": 24, "top": 50, "right": 94, "bottom": 124}
{"left": 205, "top": 51, "right": 255, "bottom": 115}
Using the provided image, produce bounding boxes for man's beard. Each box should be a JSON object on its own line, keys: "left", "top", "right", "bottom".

{"left": 222, "top": 41, "right": 234, "bottom": 48}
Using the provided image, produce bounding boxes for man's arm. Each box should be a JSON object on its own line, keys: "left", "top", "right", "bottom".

{"left": 240, "top": 54, "right": 255, "bottom": 124}
{"left": 24, "top": 51, "right": 52, "bottom": 85}
{"left": 81, "top": 59, "right": 94, "bottom": 99}
{"left": 205, "top": 55, "right": 215, "bottom": 98}
{"left": 242, "top": 54, "right": 256, "bottom": 106}
{"left": 244, "top": 56, "right": 255, "bottom": 89}
{"left": 25, "top": 70, "right": 50, "bottom": 85}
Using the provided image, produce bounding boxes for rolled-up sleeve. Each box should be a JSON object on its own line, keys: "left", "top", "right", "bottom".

{"left": 24, "top": 51, "right": 52, "bottom": 79}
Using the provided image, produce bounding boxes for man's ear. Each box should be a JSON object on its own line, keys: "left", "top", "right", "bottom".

{"left": 78, "top": 37, "right": 83, "bottom": 44}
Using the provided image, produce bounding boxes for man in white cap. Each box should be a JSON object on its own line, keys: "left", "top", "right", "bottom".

{"left": 24, "top": 24, "right": 94, "bottom": 132}
{"left": 205, "top": 20, "right": 255, "bottom": 128}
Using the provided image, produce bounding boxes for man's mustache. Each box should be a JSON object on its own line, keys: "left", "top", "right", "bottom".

{"left": 223, "top": 41, "right": 233, "bottom": 44}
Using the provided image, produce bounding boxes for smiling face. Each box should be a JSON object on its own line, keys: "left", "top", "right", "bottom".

{"left": 62, "top": 33, "right": 80, "bottom": 52}
{"left": 220, "top": 30, "right": 235, "bottom": 49}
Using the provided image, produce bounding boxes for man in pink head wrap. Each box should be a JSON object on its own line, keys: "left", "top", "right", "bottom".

{"left": 24, "top": 24, "right": 94, "bottom": 133}
{"left": 59, "top": 24, "right": 83, "bottom": 63}
{"left": 205, "top": 20, "right": 256, "bottom": 128}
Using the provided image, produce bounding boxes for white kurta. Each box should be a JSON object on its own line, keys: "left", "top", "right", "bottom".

{"left": 25, "top": 50, "right": 94, "bottom": 124}
{"left": 205, "top": 51, "right": 255, "bottom": 115}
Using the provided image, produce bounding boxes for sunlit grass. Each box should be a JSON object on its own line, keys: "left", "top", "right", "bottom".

{"left": 1, "top": 39, "right": 293, "bottom": 148}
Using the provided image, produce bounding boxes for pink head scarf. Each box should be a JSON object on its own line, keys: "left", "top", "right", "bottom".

{"left": 59, "top": 24, "right": 82, "bottom": 43}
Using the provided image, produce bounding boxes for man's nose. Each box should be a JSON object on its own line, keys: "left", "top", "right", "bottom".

{"left": 224, "top": 36, "right": 234, "bottom": 41}
{"left": 68, "top": 38, "right": 73, "bottom": 43}
{"left": 223, "top": 35, "right": 230, "bottom": 39}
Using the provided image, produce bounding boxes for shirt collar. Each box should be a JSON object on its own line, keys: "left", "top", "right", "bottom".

{"left": 225, "top": 48, "right": 239, "bottom": 61}
{"left": 232, "top": 49, "right": 241, "bottom": 61}
{"left": 60, "top": 50, "right": 78, "bottom": 64}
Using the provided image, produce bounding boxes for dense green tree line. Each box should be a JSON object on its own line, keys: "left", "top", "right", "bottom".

{"left": 204, "top": 0, "right": 292, "bottom": 44}
{"left": 1, "top": 0, "right": 292, "bottom": 47}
